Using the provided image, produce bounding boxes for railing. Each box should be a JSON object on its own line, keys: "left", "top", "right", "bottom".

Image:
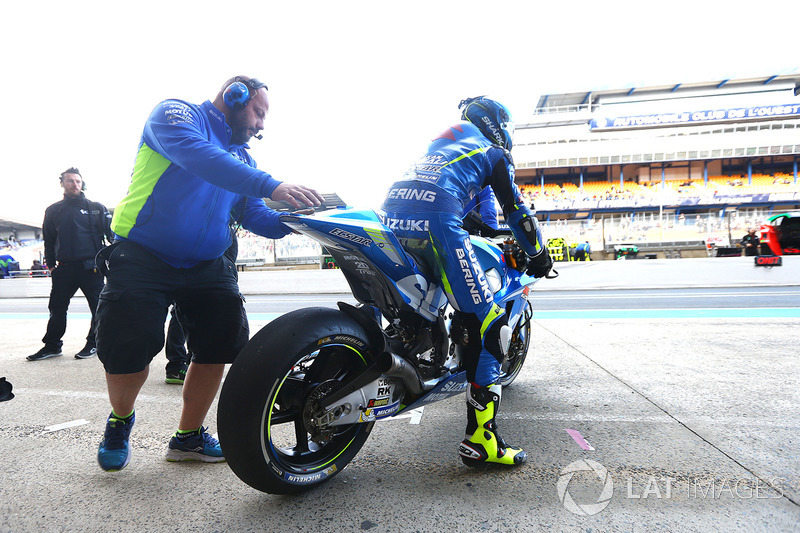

{"left": 1, "top": 269, "right": 50, "bottom": 279}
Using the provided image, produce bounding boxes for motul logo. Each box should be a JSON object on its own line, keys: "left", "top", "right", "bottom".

{"left": 755, "top": 255, "right": 782, "bottom": 266}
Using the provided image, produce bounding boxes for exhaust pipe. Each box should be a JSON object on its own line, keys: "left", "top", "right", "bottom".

{"left": 376, "top": 352, "right": 424, "bottom": 396}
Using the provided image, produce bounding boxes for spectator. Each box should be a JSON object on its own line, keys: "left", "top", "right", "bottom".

{"left": 741, "top": 227, "right": 760, "bottom": 256}
{"left": 94, "top": 75, "right": 323, "bottom": 472}
{"left": 26, "top": 168, "right": 113, "bottom": 361}
{"left": 30, "top": 259, "right": 48, "bottom": 278}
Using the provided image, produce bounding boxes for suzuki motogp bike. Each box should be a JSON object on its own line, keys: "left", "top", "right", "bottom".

{"left": 217, "top": 208, "right": 546, "bottom": 494}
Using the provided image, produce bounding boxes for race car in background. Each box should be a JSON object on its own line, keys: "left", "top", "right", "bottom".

{"left": 760, "top": 212, "right": 800, "bottom": 256}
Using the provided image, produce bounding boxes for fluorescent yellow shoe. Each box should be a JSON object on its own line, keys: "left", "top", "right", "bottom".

{"left": 458, "top": 383, "right": 527, "bottom": 466}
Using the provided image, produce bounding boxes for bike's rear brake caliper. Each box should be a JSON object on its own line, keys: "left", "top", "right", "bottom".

{"left": 302, "top": 380, "right": 351, "bottom": 444}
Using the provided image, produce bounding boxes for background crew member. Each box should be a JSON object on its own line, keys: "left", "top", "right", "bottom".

{"left": 27, "top": 168, "right": 112, "bottom": 361}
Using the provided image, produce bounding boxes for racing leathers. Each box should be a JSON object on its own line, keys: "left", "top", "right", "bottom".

{"left": 381, "top": 121, "right": 551, "bottom": 387}
{"left": 111, "top": 99, "right": 290, "bottom": 268}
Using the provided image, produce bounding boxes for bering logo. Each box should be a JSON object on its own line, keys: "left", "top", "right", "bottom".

{"left": 455, "top": 239, "right": 492, "bottom": 304}
{"left": 387, "top": 188, "right": 437, "bottom": 202}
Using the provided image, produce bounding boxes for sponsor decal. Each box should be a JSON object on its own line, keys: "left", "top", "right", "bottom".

{"left": 163, "top": 102, "right": 194, "bottom": 125}
{"left": 755, "top": 255, "right": 782, "bottom": 266}
{"left": 230, "top": 151, "right": 247, "bottom": 163}
{"left": 413, "top": 155, "right": 447, "bottom": 178}
{"left": 482, "top": 116, "right": 503, "bottom": 144}
{"left": 330, "top": 335, "right": 366, "bottom": 348}
{"left": 367, "top": 398, "right": 389, "bottom": 408}
{"left": 455, "top": 239, "right": 492, "bottom": 304}
{"left": 439, "top": 379, "right": 468, "bottom": 393}
{"left": 459, "top": 442, "right": 483, "bottom": 460}
{"left": 285, "top": 472, "right": 324, "bottom": 484}
{"left": 373, "top": 400, "right": 401, "bottom": 418}
{"left": 387, "top": 188, "right": 437, "bottom": 202}
{"left": 380, "top": 215, "right": 430, "bottom": 233}
{"left": 329, "top": 228, "right": 373, "bottom": 246}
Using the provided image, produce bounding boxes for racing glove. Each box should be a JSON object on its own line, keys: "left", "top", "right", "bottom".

{"left": 526, "top": 249, "right": 553, "bottom": 278}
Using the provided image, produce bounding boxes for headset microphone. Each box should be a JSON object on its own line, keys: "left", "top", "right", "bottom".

{"left": 254, "top": 133, "right": 263, "bottom": 140}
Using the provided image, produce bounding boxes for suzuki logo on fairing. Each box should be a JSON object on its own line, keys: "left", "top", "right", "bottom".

{"left": 387, "top": 188, "right": 437, "bottom": 202}
{"left": 455, "top": 239, "right": 492, "bottom": 304}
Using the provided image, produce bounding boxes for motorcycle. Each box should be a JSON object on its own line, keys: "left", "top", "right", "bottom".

{"left": 217, "top": 208, "right": 547, "bottom": 494}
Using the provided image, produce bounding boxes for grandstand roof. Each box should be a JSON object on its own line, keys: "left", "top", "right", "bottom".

{"left": 535, "top": 71, "right": 800, "bottom": 112}
{"left": 0, "top": 217, "right": 41, "bottom": 233}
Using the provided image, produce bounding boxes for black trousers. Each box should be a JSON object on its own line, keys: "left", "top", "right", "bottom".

{"left": 43, "top": 261, "right": 104, "bottom": 349}
{"left": 165, "top": 305, "right": 190, "bottom": 371}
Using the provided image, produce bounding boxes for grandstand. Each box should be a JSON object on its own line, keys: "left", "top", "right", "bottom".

{"left": 0, "top": 217, "right": 44, "bottom": 276}
{"left": 512, "top": 72, "right": 800, "bottom": 256}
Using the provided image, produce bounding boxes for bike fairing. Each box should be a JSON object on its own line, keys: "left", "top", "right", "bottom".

{"left": 111, "top": 99, "right": 290, "bottom": 268}
{"left": 218, "top": 207, "right": 538, "bottom": 491}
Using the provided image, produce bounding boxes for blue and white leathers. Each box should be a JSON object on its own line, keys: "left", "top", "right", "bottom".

{"left": 381, "top": 122, "right": 543, "bottom": 386}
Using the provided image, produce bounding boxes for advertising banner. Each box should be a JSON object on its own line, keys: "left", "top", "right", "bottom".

{"left": 590, "top": 103, "right": 800, "bottom": 130}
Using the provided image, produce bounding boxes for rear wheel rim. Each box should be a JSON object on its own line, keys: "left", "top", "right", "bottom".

{"left": 262, "top": 343, "right": 368, "bottom": 475}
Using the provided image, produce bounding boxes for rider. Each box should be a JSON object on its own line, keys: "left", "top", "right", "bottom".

{"left": 381, "top": 96, "right": 553, "bottom": 466}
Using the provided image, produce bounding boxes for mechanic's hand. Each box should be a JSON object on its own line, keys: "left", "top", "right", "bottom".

{"left": 272, "top": 182, "right": 324, "bottom": 209}
{"left": 525, "top": 250, "right": 553, "bottom": 278}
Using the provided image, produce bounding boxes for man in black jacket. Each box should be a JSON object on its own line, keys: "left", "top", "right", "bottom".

{"left": 27, "top": 168, "right": 113, "bottom": 361}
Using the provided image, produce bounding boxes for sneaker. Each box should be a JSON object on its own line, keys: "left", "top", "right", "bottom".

{"left": 74, "top": 345, "right": 97, "bottom": 359}
{"left": 165, "top": 366, "right": 188, "bottom": 385}
{"left": 165, "top": 427, "right": 225, "bottom": 463}
{"left": 26, "top": 346, "right": 63, "bottom": 361}
{"left": 97, "top": 412, "right": 135, "bottom": 472}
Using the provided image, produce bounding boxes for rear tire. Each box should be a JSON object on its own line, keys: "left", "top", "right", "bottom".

{"left": 218, "top": 307, "right": 376, "bottom": 494}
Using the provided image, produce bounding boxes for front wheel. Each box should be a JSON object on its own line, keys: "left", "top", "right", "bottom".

{"left": 218, "top": 307, "right": 376, "bottom": 494}
{"left": 498, "top": 301, "right": 532, "bottom": 387}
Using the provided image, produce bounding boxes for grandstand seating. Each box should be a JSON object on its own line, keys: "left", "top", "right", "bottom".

{"left": 520, "top": 173, "right": 800, "bottom": 210}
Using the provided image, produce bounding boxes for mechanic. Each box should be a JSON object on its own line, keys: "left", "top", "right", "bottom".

{"left": 95, "top": 75, "right": 323, "bottom": 472}
{"left": 381, "top": 96, "right": 553, "bottom": 466}
{"left": 27, "top": 168, "right": 113, "bottom": 361}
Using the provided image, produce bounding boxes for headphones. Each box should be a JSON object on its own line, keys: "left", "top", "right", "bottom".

{"left": 223, "top": 77, "right": 268, "bottom": 110}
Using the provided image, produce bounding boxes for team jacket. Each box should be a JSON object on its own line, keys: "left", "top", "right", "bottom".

{"left": 112, "top": 99, "right": 289, "bottom": 268}
{"left": 43, "top": 193, "right": 113, "bottom": 268}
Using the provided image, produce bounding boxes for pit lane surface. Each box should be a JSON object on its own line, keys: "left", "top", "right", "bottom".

{"left": 1, "top": 284, "right": 798, "bottom": 531}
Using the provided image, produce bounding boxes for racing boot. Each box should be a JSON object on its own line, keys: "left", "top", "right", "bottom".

{"left": 458, "top": 383, "right": 527, "bottom": 467}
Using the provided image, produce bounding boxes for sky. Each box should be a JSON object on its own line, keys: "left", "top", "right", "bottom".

{"left": 2, "top": 0, "right": 799, "bottom": 226}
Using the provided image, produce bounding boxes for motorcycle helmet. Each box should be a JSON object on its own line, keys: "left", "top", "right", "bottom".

{"left": 458, "top": 96, "right": 514, "bottom": 150}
